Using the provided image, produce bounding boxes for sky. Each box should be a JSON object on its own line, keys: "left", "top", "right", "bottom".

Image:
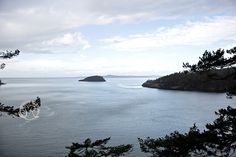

{"left": 0, "top": 0, "right": 236, "bottom": 77}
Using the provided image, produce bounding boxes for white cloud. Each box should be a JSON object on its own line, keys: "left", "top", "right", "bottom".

{"left": 95, "top": 12, "right": 157, "bottom": 24}
{"left": 42, "top": 33, "right": 91, "bottom": 50}
{"left": 101, "top": 16, "right": 236, "bottom": 51}
{"left": 23, "top": 32, "right": 91, "bottom": 53}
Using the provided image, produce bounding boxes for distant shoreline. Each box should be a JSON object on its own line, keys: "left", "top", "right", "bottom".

{"left": 0, "top": 75, "right": 159, "bottom": 79}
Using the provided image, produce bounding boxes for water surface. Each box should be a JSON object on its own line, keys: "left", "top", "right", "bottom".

{"left": 0, "top": 77, "right": 235, "bottom": 157}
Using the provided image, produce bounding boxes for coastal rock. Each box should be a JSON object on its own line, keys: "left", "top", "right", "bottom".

{"left": 142, "top": 68, "right": 236, "bottom": 94}
{"left": 79, "top": 75, "right": 106, "bottom": 82}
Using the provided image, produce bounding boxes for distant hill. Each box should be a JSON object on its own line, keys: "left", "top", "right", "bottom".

{"left": 142, "top": 68, "right": 236, "bottom": 94}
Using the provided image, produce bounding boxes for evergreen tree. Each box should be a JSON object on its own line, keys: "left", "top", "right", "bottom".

{"left": 138, "top": 106, "right": 236, "bottom": 157}
{"left": 0, "top": 49, "right": 20, "bottom": 84}
{"left": 183, "top": 47, "right": 236, "bottom": 72}
{"left": 66, "top": 137, "right": 132, "bottom": 157}
{"left": 0, "top": 49, "right": 41, "bottom": 117}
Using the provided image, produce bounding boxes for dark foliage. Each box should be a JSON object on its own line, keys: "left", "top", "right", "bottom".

{"left": 225, "top": 47, "right": 236, "bottom": 67}
{"left": 0, "top": 49, "right": 20, "bottom": 85}
{"left": 139, "top": 106, "right": 236, "bottom": 157}
{"left": 0, "top": 49, "right": 20, "bottom": 59}
{"left": 204, "top": 106, "right": 236, "bottom": 156}
{"left": 0, "top": 97, "right": 41, "bottom": 117}
{"left": 0, "top": 49, "right": 41, "bottom": 118}
{"left": 66, "top": 137, "right": 132, "bottom": 157}
{"left": 183, "top": 47, "right": 236, "bottom": 72}
{"left": 0, "top": 63, "right": 6, "bottom": 70}
{"left": 0, "top": 49, "right": 20, "bottom": 70}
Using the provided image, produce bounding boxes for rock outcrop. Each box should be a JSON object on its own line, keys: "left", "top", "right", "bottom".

{"left": 79, "top": 75, "right": 106, "bottom": 82}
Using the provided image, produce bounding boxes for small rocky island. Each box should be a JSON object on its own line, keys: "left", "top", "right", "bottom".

{"left": 142, "top": 68, "right": 236, "bottom": 93}
{"left": 79, "top": 75, "right": 106, "bottom": 82}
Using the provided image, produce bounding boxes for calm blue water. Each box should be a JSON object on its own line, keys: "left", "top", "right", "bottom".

{"left": 0, "top": 77, "right": 235, "bottom": 157}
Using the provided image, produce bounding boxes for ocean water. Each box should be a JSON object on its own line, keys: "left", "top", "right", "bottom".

{"left": 0, "top": 77, "right": 235, "bottom": 157}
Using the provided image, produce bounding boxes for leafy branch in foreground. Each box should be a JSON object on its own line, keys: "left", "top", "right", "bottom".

{"left": 0, "top": 49, "right": 42, "bottom": 119}
{"left": 139, "top": 106, "right": 236, "bottom": 157}
{"left": 183, "top": 47, "right": 236, "bottom": 72}
{"left": 0, "top": 97, "right": 41, "bottom": 117}
{"left": 0, "top": 49, "right": 20, "bottom": 85}
{"left": 0, "top": 49, "right": 20, "bottom": 70}
{"left": 66, "top": 137, "right": 132, "bottom": 157}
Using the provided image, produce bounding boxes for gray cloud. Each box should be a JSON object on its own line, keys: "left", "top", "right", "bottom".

{"left": 0, "top": 0, "right": 236, "bottom": 52}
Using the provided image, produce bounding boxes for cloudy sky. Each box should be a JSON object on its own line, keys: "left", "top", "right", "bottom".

{"left": 0, "top": 0, "right": 236, "bottom": 77}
